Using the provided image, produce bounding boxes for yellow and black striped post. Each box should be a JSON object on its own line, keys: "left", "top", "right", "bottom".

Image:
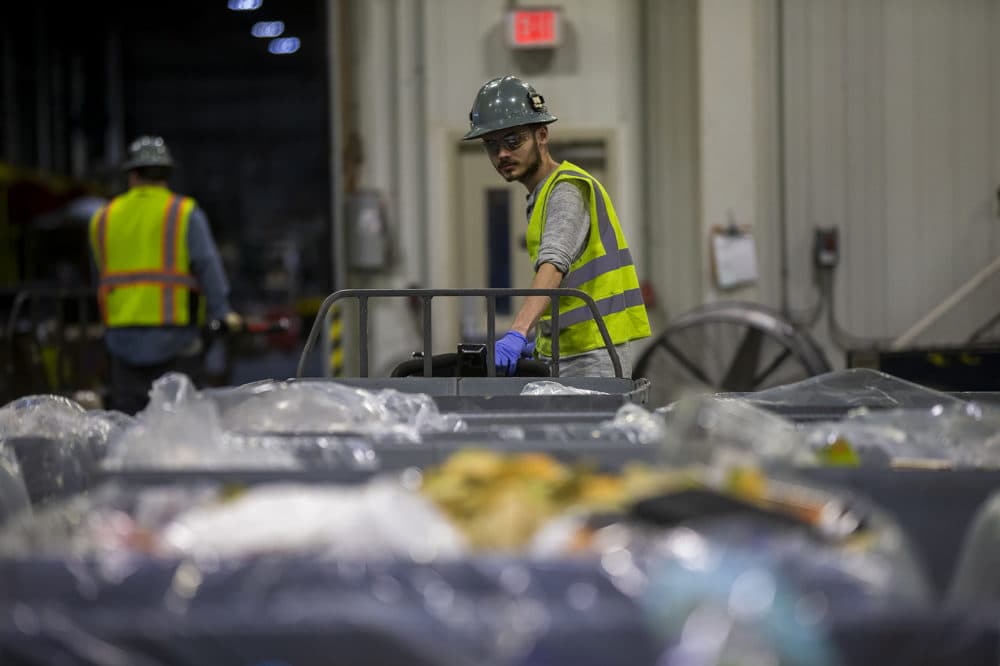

{"left": 328, "top": 305, "right": 344, "bottom": 377}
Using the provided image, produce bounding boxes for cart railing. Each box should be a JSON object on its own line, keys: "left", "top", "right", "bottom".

{"left": 297, "top": 288, "right": 624, "bottom": 379}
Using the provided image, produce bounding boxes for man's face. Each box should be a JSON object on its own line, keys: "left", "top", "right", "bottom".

{"left": 481, "top": 126, "right": 541, "bottom": 184}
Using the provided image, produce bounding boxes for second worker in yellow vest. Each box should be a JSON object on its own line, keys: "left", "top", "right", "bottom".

{"left": 463, "top": 75, "right": 651, "bottom": 377}
{"left": 89, "top": 136, "right": 241, "bottom": 414}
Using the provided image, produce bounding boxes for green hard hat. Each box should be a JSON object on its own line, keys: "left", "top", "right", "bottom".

{"left": 122, "top": 135, "right": 174, "bottom": 171}
{"left": 463, "top": 75, "right": 557, "bottom": 140}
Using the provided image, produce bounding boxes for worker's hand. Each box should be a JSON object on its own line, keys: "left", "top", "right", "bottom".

{"left": 494, "top": 330, "right": 527, "bottom": 375}
{"left": 521, "top": 339, "right": 536, "bottom": 358}
{"left": 224, "top": 311, "right": 244, "bottom": 333}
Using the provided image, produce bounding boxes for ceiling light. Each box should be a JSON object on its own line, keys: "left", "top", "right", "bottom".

{"left": 252, "top": 21, "right": 285, "bottom": 38}
{"left": 228, "top": 0, "right": 262, "bottom": 11}
{"left": 268, "top": 37, "right": 300, "bottom": 54}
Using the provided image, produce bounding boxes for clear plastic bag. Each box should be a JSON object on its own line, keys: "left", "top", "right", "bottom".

{"left": 216, "top": 380, "right": 466, "bottom": 442}
{"left": 947, "top": 490, "right": 1000, "bottom": 609}
{"left": 658, "top": 396, "right": 813, "bottom": 467}
{"left": 804, "top": 402, "right": 1000, "bottom": 468}
{"left": 160, "top": 480, "right": 466, "bottom": 560}
{"left": 740, "top": 368, "right": 961, "bottom": 410}
{"left": 0, "top": 482, "right": 219, "bottom": 559}
{"left": 0, "top": 394, "right": 131, "bottom": 452}
{"left": 637, "top": 516, "right": 926, "bottom": 665}
{"left": 594, "top": 404, "right": 666, "bottom": 445}
{"left": 0, "top": 477, "right": 465, "bottom": 562}
{"left": 0, "top": 441, "right": 30, "bottom": 520}
{"left": 103, "top": 373, "right": 302, "bottom": 470}
{"left": 520, "top": 381, "right": 609, "bottom": 396}
{"left": 530, "top": 484, "right": 930, "bottom": 661}
{"left": 0, "top": 395, "right": 134, "bottom": 502}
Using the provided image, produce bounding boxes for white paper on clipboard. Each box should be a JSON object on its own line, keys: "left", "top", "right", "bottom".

{"left": 712, "top": 230, "right": 758, "bottom": 289}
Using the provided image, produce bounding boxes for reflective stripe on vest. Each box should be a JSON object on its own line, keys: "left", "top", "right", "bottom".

{"left": 93, "top": 202, "right": 113, "bottom": 322}
{"left": 527, "top": 161, "right": 651, "bottom": 356}
{"left": 160, "top": 194, "right": 183, "bottom": 322}
{"left": 99, "top": 272, "right": 198, "bottom": 289}
{"left": 555, "top": 168, "right": 636, "bottom": 289}
{"left": 550, "top": 287, "right": 646, "bottom": 330}
{"left": 94, "top": 202, "right": 111, "bottom": 271}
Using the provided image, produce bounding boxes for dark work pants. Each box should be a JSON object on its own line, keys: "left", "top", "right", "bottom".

{"left": 109, "top": 353, "right": 204, "bottom": 415}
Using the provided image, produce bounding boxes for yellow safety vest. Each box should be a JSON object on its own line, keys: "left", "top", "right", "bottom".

{"left": 89, "top": 186, "right": 201, "bottom": 327}
{"left": 527, "top": 161, "right": 651, "bottom": 356}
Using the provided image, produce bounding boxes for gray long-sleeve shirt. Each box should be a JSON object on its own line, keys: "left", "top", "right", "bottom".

{"left": 526, "top": 179, "right": 590, "bottom": 275}
{"left": 101, "top": 204, "right": 232, "bottom": 366}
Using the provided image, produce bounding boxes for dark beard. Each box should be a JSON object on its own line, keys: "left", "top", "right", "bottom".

{"left": 497, "top": 137, "right": 542, "bottom": 183}
{"left": 515, "top": 143, "right": 543, "bottom": 184}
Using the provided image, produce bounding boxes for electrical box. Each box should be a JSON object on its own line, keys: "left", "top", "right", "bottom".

{"left": 345, "top": 190, "right": 389, "bottom": 272}
{"left": 813, "top": 227, "right": 839, "bottom": 269}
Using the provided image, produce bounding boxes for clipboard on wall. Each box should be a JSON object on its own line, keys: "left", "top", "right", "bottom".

{"left": 709, "top": 224, "right": 758, "bottom": 290}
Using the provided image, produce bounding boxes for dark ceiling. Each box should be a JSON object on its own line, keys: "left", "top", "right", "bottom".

{"left": 2, "top": 0, "right": 333, "bottom": 293}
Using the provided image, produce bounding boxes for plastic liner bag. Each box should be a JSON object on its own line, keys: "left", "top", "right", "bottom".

{"left": 637, "top": 521, "right": 915, "bottom": 666}
{"left": 0, "top": 482, "right": 220, "bottom": 559}
{"left": 215, "top": 380, "right": 467, "bottom": 442}
{"left": 0, "top": 442, "right": 30, "bottom": 522}
{"left": 531, "top": 500, "right": 930, "bottom": 663}
{"left": 611, "top": 515, "right": 926, "bottom": 642}
{"left": 0, "top": 395, "right": 135, "bottom": 504}
{"left": 658, "top": 396, "right": 814, "bottom": 468}
{"left": 161, "top": 480, "right": 466, "bottom": 560}
{"left": 0, "top": 394, "right": 133, "bottom": 457}
{"left": 593, "top": 404, "right": 666, "bottom": 445}
{"left": 803, "top": 402, "right": 1000, "bottom": 468}
{"left": 0, "top": 556, "right": 660, "bottom": 666}
{"left": 0, "top": 478, "right": 465, "bottom": 562}
{"left": 947, "top": 490, "right": 1000, "bottom": 609}
{"left": 520, "top": 381, "right": 609, "bottom": 396}
{"left": 529, "top": 471, "right": 931, "bottom": 612}
{"left": 738, "top": 368, "right": 962, "bottom": 410}
{"left": 103, "top": 374, "right": 302, "bottom": 470}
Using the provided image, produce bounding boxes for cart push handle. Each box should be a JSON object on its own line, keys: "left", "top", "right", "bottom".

{"left": 297, "top": 288, "right": 624, "bottom": 379}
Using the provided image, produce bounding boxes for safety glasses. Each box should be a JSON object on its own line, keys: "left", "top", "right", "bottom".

{"left": 482, "top": 130, "right": 529, "bottom": 156}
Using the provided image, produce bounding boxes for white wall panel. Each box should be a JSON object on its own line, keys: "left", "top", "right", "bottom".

{"left": 994, "top": 0, "right": 1000, "bottom": 273}
{"left": 882, "top": 0, "right": 917, "bottom": 338}
{"left": 642, "top": 0, "right": 701, "bottom": 322}
{"left": 843, "top": 0, "right": 887, "bottom": 338}
{"left": 782, "top": 0, "right": 1000, "bottom": 354}
{"left": 699, "top": 0, "right": 760, "bottom": 300}
{"left": 753, "top": 0, "right": 783, "bottom": 309}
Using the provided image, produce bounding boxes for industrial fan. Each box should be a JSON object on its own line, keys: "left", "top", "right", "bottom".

{"left": 634, "top": 301, "right": 830, "bottom": 408}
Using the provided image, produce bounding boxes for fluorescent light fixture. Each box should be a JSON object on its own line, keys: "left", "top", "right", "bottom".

{"left": 268, "top": 37, "right": 300, "bottom": 54}
{"left": 252, "top": 21, "right": 284, "bottom": 38}
{"left": 228, "top": 0, "right": 262, "bottom": 10}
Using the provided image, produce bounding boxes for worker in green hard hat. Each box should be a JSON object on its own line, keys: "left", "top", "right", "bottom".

{"left": 464, "top": 75, "right": 650, "bottom": 377}
{"left": 89, "top": 135, "right": 242, "bottom": 413}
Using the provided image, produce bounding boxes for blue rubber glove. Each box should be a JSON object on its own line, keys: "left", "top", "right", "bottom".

{"left": 494, "top": 330, "right": 527, "bottom": 375}
{"left": 522, "top": 340, "right": 536, "bottom": 358}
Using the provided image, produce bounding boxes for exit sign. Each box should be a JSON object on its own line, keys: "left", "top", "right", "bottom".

{"left": 506, "top": 8, "right": 562, "bottom": 49}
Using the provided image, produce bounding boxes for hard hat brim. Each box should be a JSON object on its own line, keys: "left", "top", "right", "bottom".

{"left": 122, "top": 156, "right": 174, "bottom": 171}
{"left": 462, "top": 114, "right": 557, "bottom": 140}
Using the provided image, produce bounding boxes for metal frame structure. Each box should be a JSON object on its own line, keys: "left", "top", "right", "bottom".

{"left": 298, "top": 288, "right": 624, "bottom": 379}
